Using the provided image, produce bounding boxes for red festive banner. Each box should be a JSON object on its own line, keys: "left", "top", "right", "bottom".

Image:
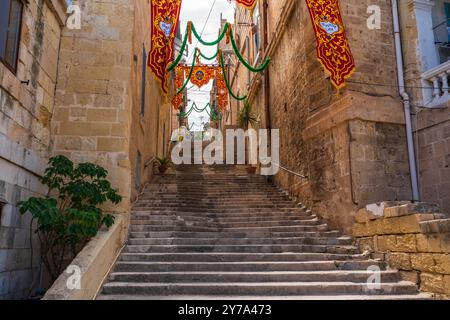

{"left": 148, "top": 0, "right": 182, "bottom": 94}
{"left": 216, "top": 67, "right": 228, "bottom": 111}
{"left": 305, "top": 0, "right": 356, "bottom": 89}
{"left": 172, "top": 67, "right": 184, "bottom": 110}
{"left": 235, "top": 0, "right": 257, "bottom": 10}
{"left": 172, "top": 63, "right": 229, "bottom": 110}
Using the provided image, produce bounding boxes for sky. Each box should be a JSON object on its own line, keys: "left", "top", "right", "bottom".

{"left": 178, "top": 0, "right": 235, "bottom": 131}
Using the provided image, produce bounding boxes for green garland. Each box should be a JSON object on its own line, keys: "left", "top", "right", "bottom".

{"left": 178, "top": 102, "right": 213, "bottom": 119}
{"left": 229, "top": 32, "right": 271, "bottom": 73}
{"left": 176, "top": 48, "right": 198, "bottom": 95}
{"left": 220, "top": 53, "right": 247, "bottom": 101}
{"left": 199, "top": 49, "right": 219, "bottom": 61}
{"left": 191, "top": 22, "right": 230, "bottom": 46}
{"left": 168, "top": 21, "right": 270, "bottom": 104}
{"left": 168, "top": 24, "right": 189, "bottom": 72}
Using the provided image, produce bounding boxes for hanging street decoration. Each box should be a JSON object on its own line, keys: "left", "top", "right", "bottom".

{"left": 304, "top": 0, "right": 356, "bottom": 89}
{"left": 216, "top": 65, "right": 228, "bottom": 111}
{"left": 190, "top": 66, "right": 216, "bottom": 88}
{"left": 148, "top": 0, "right": 182, "bottom": 94}
{"left": 172, "top": 67, "right": 184, "bottom": 110}
{"left": 235, "top": 0, "right": 258, "bottom": 11}
{"left": 170, "top": 21, "right": 271, "bottom": 114}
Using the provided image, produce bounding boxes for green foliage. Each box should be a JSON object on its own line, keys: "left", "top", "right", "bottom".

{"left": 17, "top": 155, "right": 122, "bottom": 282}
{"left": 238, "top": 100, "right": 259, "bottom": 130}
{"left": 153, "top": 157, "right": 172, "bottom": 174}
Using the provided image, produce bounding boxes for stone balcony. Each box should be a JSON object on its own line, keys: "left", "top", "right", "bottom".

{"left": 422, "top": 60, "right": 450, "bottom": 108}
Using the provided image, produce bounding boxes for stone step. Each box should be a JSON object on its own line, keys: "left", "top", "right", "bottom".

{"left": 130, "top": 214, "right": 317, "bottom": 223}
{"left": 97, "top": 293, "right": 432, "bottom": 300}
{"left": 107, "top": 270, "right": 401, "bottom": 284}
{"left": 123, "top": 244, "right": 358, "bottom": 254}
{"left": 131, "top": 209, "right": 310, "bottom": 215}
{"left": 128, "top": 230, "right": 342, "bottom": 239}
{"left": 113, "top": 260, "right": 384, "bottom": 273}
{"left": 127, "top": 237, "right": 353, "bottom": 246}
{"left": 132, "top": 205, "right": 303, "bottom": 211}
{"left": 129, "top": 219, "right": 321, "bottom": 228}
{"left": 128, "top": 224, "right": 330, "bottom": 233}
{"left": 101, "top": 281, "right": 417, "bottom": 296}
{"left": 118, "top": 252, "right": 365, "bottom": 262}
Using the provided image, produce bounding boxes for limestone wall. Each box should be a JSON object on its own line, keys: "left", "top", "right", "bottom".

{"left": 353, "top": 202, "right": 450, "bottom": 298}
{"left": 0, "top": 0, "right": 67, "bottom": 299}
{"left": 397, "top": 1, "right": 450, "bottom": 215}
{"left": 129, "top": 0, "right": 173, "bottom": 201}
{"left": 52, "top": 0, "right": 136, "bottom": 215}
{"left": 416, "top": 108, "right": 450, "bottom": 213}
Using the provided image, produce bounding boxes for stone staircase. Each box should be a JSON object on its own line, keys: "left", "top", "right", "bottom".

{"left": 97, "top": 165, "right": 429, "bottom": 300}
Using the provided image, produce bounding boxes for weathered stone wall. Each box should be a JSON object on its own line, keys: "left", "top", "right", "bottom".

{"left": 398, "top": 1, "right": 450, "bottom": 213}
{"left": 416, "top": 108, "right": 450, "bottom": 213}
{"left": 239, "top": 0, "right": 412, "bottom": 233}
{"left": 0, "top": 0, "right": 66, "bottom": 299}
{"left": 52, "top": 0, "right": 135, "bottom": 215}
{"left": 129, "top": 0, "right": 173, "bottom": 201}
{"left": 354, "top": 202, "right": 450, "bottom": 298}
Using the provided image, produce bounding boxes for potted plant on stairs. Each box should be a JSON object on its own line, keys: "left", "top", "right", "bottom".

{"left": 154, "top": 157, "right": 172, "bottom": 175}
{"left": 238, "top": 99, "right": 259, "bottom": 175}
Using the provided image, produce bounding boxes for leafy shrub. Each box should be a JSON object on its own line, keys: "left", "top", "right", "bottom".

{"left": 18, "top": 155, "right": 122, "bottom": 282}
{"left": 238, "top": 99, "right": 259, "bottom": 130}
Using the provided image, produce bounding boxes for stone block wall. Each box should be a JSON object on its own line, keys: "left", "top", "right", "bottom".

{"left": 416, "top": 108, "right": 450, "bottom": 214}
{"left": 52, "top": 0, "right": 135, "bottom": 215}
{"left": 0, "top": 0, "right": 66, "bottom": 299}
{"left": 353, "top": 202, "right": 450, "bottom": 298}
{"left": 129, "top": 0, "right": 173, "bottom": 201}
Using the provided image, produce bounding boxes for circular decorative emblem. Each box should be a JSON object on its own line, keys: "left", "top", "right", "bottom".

{"left": 195, "top": 70, "right": 205, "bottom": 81}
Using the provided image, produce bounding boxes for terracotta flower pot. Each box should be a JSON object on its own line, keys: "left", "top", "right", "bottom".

{"left": 159, "top": 166, "right": 168, "bottom": 174}
{"left": 246, "top": 166, "right": 257, "bottom": 174}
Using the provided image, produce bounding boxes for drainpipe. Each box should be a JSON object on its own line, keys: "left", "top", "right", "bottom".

{"left": 392, "top": 0, "right": 420, "bottom": 201}
{"left": 263, "top": 0, "right": 271, "bottom": 132}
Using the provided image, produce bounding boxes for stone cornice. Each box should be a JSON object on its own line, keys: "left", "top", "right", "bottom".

{"left": 303, "top": 92, "right": 405, "bottom": 140}
{"left": 408, "top": 0, "right": 435, "bottom": 12}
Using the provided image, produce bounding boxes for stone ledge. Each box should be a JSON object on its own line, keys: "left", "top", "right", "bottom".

{"left": 353, "top": 202, "right": 450, "bottom": 298}
{"left": 355, "top": 202, "right": 442, "bottom": 224}
{"left": 42, "top": 215, "right": 127, "bottom": 300}
{"left": 420, "top": 219, "right": 450, "bottom": 234}
{"left": 303, "top": 92, "right": 405, "bottom": 140}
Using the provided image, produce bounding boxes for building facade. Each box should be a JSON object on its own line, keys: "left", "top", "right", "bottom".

{"left": 0, "top": 0, "right": 172, "bottom": 299}
{"left": 231, "top": 0, "right": 448, "bottom": 234}
{"left": 398, "top": 0, "right": 450, "bottom": 213}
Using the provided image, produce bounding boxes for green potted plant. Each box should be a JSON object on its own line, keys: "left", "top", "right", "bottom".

{"left": 238, "top": 99, "right": 259, "bottom": 130}
{"left": 17, "top": 156, "right": 122, "bottom": 292}
{"left": 238, "top": 100, "right": 259, "bottom": 174}
{"left": 153, "top": 157, "right": 172, "bottom": 174}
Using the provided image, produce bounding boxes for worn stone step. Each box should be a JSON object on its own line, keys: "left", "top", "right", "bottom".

{"left": 113, "top": 260, "right": 384, "bottom": 273}
{"left": 128, "top": 230, "right": 342, "bottom": 239}
{"left": 97, "top": 293, "right": 432, "bottom": 300}
{"left": 127, "top": 237, "right": 353, "bottom": 246}
{"left": 101, "top": 281, "right": 417, "bottom": 296}
{"left": 129, "top": 219, "right": 321, "bottom": 228}
{"left": 123, "top": 244, "right": 358, "bottom": 254}
{"left": 118, "top": 252, "right": 366, "bottom": 262}
{"left": 107, "top": 270, "right": 401, "bottom": 284}
{"left": 131, "top": 209, "right": 310, "bottom": 215}
{"left": 130, "top": 214, "right": 317, "bottom": 223}
{"left": 128, "top": 224, "right": 330, "bottom": 233}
